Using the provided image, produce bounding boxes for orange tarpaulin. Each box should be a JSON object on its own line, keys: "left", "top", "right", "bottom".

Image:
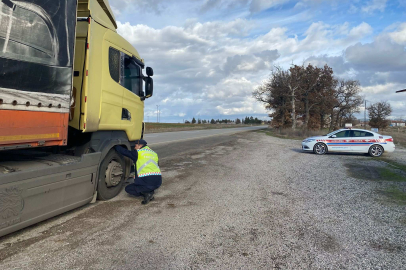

{"left": 0, "top": 110, "right": 68, "bottom": 148}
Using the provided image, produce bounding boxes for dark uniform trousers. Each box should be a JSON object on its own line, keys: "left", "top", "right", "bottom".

{"left": 125, "top": 175, "right": 162, "bottom": 197}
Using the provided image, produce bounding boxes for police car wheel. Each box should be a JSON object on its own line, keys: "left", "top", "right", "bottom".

{"left": 313, "top": 143, "right": 327, "bottom": 155}
{"left": 97, "top": 148, "right": 126, "bottom": 201}
{"left": 369, "top": 145, "right": 383, "bottom": 157}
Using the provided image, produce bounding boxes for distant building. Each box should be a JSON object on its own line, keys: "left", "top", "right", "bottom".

{"left": 358, "top": 120, "right": 369, "bottom": 126}
{"left": 390, "top": 120, "right": 405, "bottom": 127}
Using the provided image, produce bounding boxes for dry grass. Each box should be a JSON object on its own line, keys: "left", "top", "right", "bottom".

{"left": 380, "top": 127, "right": 406, "bottom": 148}
{"left": 261, "top": 128, "right": 328, "bottom": 140}
{"left": 144, "top": 122, "right": 257, "bottom": 134}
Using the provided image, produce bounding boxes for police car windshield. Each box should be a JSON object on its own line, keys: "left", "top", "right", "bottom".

{"left": 323, "top": 130, "right": 343, "bottom": 136}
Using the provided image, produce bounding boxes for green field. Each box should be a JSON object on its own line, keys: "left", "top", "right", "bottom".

{"left": 144, "top": 122, "right": 258, "bottom": 134}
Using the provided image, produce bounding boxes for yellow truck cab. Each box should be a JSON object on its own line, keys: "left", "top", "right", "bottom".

{"left": 71, "top": 0, "right": 150, "bottom": 142}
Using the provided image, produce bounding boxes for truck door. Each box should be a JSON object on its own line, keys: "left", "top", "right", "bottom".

{"left": 98, "top": 45, "right": 124, "bottom": 130}
{"left": 100, "top": 44, "right": 143, "bottom": 139}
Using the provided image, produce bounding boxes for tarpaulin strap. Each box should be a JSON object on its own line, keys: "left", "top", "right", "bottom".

{"left": 2, "top": 0, "right": 14, "bottom": 9}
{"left": 2, "top": 0, "right": 14, "bottom": 54}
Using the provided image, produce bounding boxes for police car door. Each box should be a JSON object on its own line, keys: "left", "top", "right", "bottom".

{"left": 351, "top": 130, "right": 374, "bottom": 153}
{"left": 328, "top": 130, "right": 352, "bottom": 152}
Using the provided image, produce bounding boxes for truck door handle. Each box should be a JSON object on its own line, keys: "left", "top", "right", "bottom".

{"left": 122, "top": 108, "right": 131, "bottom": 121}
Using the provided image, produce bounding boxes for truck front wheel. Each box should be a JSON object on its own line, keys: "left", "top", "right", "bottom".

{"left": 97, "top": 148, "right": 126, "bottom": 200}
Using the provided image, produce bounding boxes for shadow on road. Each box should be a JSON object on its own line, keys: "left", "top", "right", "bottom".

{"left": 290, "top": 148, "right": 369, "bottom": 157}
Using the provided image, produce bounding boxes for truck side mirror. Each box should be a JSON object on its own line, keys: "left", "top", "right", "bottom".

{"left": 145, "top": 77, "right": 153, "bottom": 98}
{"left": 146, "top": 67, "right": 154, "bottom": 77}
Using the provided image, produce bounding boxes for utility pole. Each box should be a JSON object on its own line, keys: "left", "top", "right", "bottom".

{"left": 364, "top": 100, "right": 367, "bottom": 127}
{"left": 156, "top": 105, "right": 159, "bottom": 123}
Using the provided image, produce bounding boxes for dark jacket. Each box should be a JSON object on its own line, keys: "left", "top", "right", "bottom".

{"left": 115, "top": 145, "right": 139, "bottom": 163}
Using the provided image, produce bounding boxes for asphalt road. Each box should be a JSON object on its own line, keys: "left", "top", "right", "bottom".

{"left": 0, "top": 130, "right": 405, "bottom": 269}
{"left": 145, "top": 126, "right": 266, "bottom": 145}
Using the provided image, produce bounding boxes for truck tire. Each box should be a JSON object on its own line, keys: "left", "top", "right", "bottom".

{"left": 97, "top": 148, "right": 126, "bottom": 200}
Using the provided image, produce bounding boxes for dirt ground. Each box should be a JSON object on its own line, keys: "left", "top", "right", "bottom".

{"left": 0, "top": 131, "right": 405, "bottom": 269}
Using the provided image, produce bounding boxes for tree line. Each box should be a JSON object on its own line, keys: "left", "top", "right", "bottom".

{"left": 253, "top": 64, "right": 393, "bottom": 130}
{"left": 185, "top": 116, "right": 263, "bottom": 125}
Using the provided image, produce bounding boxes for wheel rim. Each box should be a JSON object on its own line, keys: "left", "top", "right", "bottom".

{"left": 105, "top": 160, "right": 123, "bottom": 187}
{"left": 370, "top": 145, "right": 383, "bottom": 157}
{"left": 315, "top": 143, "right": 326, "bottom": 154}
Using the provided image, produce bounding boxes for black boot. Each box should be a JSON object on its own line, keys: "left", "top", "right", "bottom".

{"left": 142, "top": 192, "right": 154, "bottom": 204}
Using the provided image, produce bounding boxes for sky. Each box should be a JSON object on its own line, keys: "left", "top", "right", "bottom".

{"left": 109, "top": 0, "right": 406, "bottom": 123}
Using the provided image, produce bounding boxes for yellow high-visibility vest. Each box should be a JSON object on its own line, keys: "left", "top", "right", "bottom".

{"left": 135, "top": 146, "right": 161, "bottom": 177}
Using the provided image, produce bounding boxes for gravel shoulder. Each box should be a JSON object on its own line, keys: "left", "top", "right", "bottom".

{"left": 0, "top": 132, "right": 405, "bottom": 269}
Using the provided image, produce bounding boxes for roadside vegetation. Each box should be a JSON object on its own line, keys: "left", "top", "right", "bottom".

{"left": 345, "top": 158, "right": 406, "bottom": 205}
{"left": 186, "top": 116, "right": 264, "bottom": 125}
{"left": 381, "top": 127, "right": 406, "bottom": 148}
{"left": 379, "top": 187, "right": 406, "bottom": 205}
{"left": 259, "top": 127, "right": 329, "bottom": 140}
{"left": 144, "top": 122, "right": 258, "bottom": 134}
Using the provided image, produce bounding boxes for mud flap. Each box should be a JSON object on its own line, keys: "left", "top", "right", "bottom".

{"left": 90, "top": 191, "right": 97, "bottom": 204}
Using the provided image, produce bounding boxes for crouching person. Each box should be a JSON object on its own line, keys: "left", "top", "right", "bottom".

{"left": 115, "top": 139, "right": 161, "bottom": 204}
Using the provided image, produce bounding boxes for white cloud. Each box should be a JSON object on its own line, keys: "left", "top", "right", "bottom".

{"left": 250, "top": 0, "right": 290, "bottom": 13}
{"left": 184, "top": 18, "right": 255, "bottom": 39}
{"left": 388, "top": 22, "right": 406, "bottom": 45}
{"left": 361, "top": 0, "right": 388, "bottom": 14}
{"left": 348, "top": 22, "right": 373, "bottom": 39}
{"left": 348, "top": 4, "right": 358, "bottom": 14}
{"left": 199, "top": 0, "right": 250, "bottom": 13}
{"left": 345, "top": 37, "right": 406, "bottom": 72}
{"left": 361, "top": 82, "right": 400, "bottom": 95}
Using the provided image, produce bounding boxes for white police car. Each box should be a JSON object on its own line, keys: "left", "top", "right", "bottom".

{"left": 302, "top": 128, "right": 395, "bottom": 157}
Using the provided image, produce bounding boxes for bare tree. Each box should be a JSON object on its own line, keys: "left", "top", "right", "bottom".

{"left": 368, "top": 101, "right": 392, "bottom": 129}
{"left": 329, "top": 80, "right": 363, "bottom": 131}
{"left": 253, "top": 67, "right": 292, "bottom": 129}
{"left": 287, "top": 65, "right": 303, "bottom": 129}
{"left": 298, "top": 64, "right": 321, "bottom": 128}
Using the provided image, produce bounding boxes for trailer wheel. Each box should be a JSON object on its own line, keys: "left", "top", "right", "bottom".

{"left": 97, "top": 148, "right": 126, "bottom": 200}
